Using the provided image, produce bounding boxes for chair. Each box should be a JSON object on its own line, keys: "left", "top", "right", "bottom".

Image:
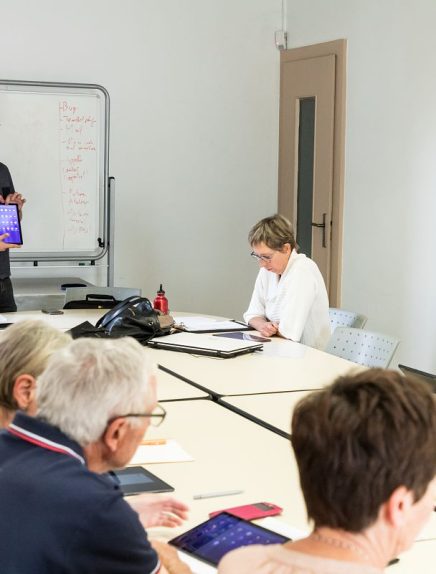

{"left": 329, "top": 307, "right": 367, "bottom": 332}
{"left": 63, "top": 286, "right": 141, "bottom": 309}
{"left": 325, "top": 327, "right": 399, "bottom": 368}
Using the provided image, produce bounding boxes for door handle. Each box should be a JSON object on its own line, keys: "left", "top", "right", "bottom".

{"left": 311, "top": 213, "right": 327, "bottom": 248}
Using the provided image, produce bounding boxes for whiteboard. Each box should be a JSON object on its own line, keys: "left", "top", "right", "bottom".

{"left": 0, "top": 80, "right": 109, "bottom": 260}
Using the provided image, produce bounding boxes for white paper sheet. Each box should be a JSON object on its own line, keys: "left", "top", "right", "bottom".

{"left": 129, "top": 439, "right": 194, "bottom": 465}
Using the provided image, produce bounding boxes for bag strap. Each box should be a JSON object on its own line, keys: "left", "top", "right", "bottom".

{"left": 95, "top": 296, "right": 151, "bottom": 329}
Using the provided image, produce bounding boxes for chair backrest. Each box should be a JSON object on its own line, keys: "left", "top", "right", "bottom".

{"left": 64, "top": 286, "right": 141, "bottom": 309}
{"left": 329, "top": 307, "right": 367, "bottom": 332}
{"left": 325, "top": 327, "right": 399, "bottom": 368}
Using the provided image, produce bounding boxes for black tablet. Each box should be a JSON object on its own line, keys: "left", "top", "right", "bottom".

{"left": 0, "top": 203, "right": 23, "bottom": 245}
{"left": 169, "top": 511, "right": 290, "bottom": 566}
{"left": 111, "top": 466, "right": 174, "bottom": 495}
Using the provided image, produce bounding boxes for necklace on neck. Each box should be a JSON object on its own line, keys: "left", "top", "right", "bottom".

{"left": 311, "top": 530, "right": 373, "bottom": 563}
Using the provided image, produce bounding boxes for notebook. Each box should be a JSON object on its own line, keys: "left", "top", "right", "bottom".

{"left": 398, "top": 364, "right": 436, "bottom": 393}
{"left": 147, "top": 332, "right": 263, "bottom": 358}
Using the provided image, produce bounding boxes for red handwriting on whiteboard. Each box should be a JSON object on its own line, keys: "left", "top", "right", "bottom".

{"left": 59, "top": 98, "right": 97, "bottom": 238}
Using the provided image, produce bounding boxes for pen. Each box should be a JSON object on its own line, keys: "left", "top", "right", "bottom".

{"left": 193, "top": 489, "right": 244, "bottom": 500}
{"left": 141, "top": 439, "right": 167, "bottom": 445}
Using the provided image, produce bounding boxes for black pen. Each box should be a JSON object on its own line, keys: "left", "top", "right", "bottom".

{"left": 388, "top": 558, "right": 399, "bottom": 567}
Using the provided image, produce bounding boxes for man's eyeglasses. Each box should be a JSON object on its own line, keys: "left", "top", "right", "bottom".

{"left": 250, "top": 251, "right": 275, "bottom": 262}
{"left": 108, "top": 404, "right": 167, "bottom": 427}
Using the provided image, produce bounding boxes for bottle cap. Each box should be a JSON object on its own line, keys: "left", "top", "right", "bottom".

{"left": 158, "top": 283, "right": 165, "bottom": 294}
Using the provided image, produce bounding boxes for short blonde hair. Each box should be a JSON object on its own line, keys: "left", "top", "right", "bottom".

{"left": 248, "top": 214, "right": 296, "bottom": 250}
{"left": 0, "top": 320, "right": 71, "bottom": 410}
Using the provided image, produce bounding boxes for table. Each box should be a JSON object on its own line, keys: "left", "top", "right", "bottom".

{"left": 394, "top": 540, "right": 436, "bottom": 574}
{"left": 0, "top": 308, "right": 105, "bottom": 330}
{"left": 146, "top": 340, "right": 359, "bottom": 397}
{"left": 143, "top": 399, "right": 309, "bottom": 535}
{"left": 3, "top": 310, "right": 358, "bottom": 398}
{"left": 143, "top": 399, "right": 436, "bottom": 543}
{"left": 219, "top": 391, "right": 312, "bottom": 438}
{"left": 0, "top": 309, "right": 209, "bottom": 401}
{"left": 156, "top": 369, "right": 209, "bottom": 401}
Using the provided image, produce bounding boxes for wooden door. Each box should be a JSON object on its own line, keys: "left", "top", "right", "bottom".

{"left": 278, "top": 40, "right": 346, "bottom": 305}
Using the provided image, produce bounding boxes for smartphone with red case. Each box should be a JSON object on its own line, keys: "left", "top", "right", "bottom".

{"left": 209, "top": 502, "right": 282, "bottom": 521}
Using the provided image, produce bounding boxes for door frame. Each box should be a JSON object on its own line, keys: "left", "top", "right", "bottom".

{"left": 278, "top": 39, "right": 347, "bottom": 306}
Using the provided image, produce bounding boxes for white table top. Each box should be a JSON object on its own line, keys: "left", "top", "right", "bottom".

{"left": 143, "top": 399, "right": 436, "bottom": 543}
{"left": 0, "top": 308, "right": 105, "bottom": 330}
{"left": 156, "top": 369, "right": 209, "bottom": 401}
{"left": 220, "top": 391, "right": 313, "bottom": 437}
{"left": 2, "top": 310, "right": 359, "bottom": 397}
{"left": 0, "top": 309, "right": 208, "bottom": 401}
{"left": 145, "top": 340, "right": 360, "bottom": 396}
{"left": 394, "top": 539, "right": 436, "bottom": 573}
{"left": 143, "top": 399, "right": 308, "bottom": 535}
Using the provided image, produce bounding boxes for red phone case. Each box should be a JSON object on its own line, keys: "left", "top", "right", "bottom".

{"left": 209, "top": 502, "right": 282, "bottom": 521}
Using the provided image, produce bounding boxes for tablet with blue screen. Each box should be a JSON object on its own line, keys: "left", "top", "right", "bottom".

{"left": 169, "top": 512, "right": 290, "bottom": 566}
{"left": 0, "top": 204, "right": 23, "bottom": 245}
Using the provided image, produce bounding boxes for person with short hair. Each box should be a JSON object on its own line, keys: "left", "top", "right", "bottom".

{"left": 219, "top": 369, "right": 436, "bottom": 573}
{"left": 0, "top": 337, "right": 192, "bottom": 574}
{"left": 0, "top": 320, "right": 71, "bottom": 428}
{"left": 244, "top": 214, "right": 330, "bottom": 349}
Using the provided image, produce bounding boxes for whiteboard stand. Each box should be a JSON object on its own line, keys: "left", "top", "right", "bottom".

{"left": 0, "top": 79, "right": 114, "bottom": 290}
{"left": 107, "top": 177, "right": 115, "bottom": 287}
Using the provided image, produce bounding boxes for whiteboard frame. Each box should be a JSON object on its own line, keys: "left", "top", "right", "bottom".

{"left": 0, "top": 79, "right": 110, "bottom": 262}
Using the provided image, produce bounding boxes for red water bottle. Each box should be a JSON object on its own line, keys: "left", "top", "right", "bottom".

{"left": 153, "top": 284, "right": 169, "bottom": 314}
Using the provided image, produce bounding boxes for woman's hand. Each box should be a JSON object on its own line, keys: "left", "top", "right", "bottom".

{"left": 259, "top": 321, "right": 279, "bottom": 337}
{"left": 128, "top": 493, "right": 189, "bottom": 528}
{"left": 248, "top": 317, "right": 279, "bottom": 338}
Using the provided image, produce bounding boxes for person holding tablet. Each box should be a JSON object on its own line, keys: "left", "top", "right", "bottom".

{"left": 0, "top": 162, "right": 26, "bottom": 312}
{"left": 243, "top": 214, "right": 330, "bottom": 349}
{"left": 219, "top": 369, "right": 436, "bottom": 573}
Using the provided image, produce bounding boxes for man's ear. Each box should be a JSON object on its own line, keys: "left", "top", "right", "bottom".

{"left": 383, "top": 485, "right": 414, "bottom": 528}
{"left": 12, "top": 374, "right": 36, "bottom": 410}
{"left": 102, "top": 417, "right": 129, "bottom": 453}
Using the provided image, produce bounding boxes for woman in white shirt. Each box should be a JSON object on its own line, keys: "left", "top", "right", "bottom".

{"left": 244, "top": 214, "right": 330, "bottom": 349}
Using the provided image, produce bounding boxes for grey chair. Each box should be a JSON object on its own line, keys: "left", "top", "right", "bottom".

{"left": 329, "top": 307, "right": 367, "bottom": 332}
{"left": 64, "top": 286, "right": 141, "bottom": 309}
{"left": 325, "top": 327, "right": 399, "bottom": 368}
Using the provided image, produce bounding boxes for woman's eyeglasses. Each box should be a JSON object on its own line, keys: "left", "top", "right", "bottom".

{"left": 250, "top": 251, "right": 275, "bottom": 262}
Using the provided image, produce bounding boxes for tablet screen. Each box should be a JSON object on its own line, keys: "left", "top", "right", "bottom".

{"left": 0, "top": 204, "right": 23, "bottom": 245}
{"left": 213, "top": 332, "right": 271, "bottom": 343}
{"left": 169, "top": 512, "right": 290, "bottom": 566}
{"left": 111, "top": 466, "right": 174, "bottom": 495}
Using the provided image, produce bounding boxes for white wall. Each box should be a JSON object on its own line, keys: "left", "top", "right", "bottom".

{"left": 0, "top": 0, "right": 282, "bottom": 318}
{"left": 286, "top": 0, "right": 436, "bottom": 371}
{"left": 2, "top": 1, "right": 432, "bottom": 372}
